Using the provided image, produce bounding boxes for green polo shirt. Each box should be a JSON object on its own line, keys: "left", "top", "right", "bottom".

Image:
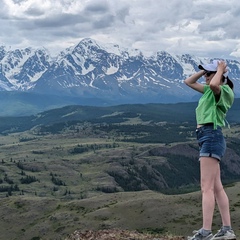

{"left": 196, "top": 85, "right": 234, "bottom": 128}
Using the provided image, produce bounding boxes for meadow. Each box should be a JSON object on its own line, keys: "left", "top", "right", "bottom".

{"left": 0, "top": 103, "right": 240, "bottom": 240}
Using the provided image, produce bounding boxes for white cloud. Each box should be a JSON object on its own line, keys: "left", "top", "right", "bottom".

{"left": 0, "top": 0, "right": 240, "bottom": 60}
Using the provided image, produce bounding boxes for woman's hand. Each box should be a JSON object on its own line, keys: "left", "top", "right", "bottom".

{"left": 210, "top": 61, "right": 227, "bottom": 95}
{"left": 217, "top": 61, "right": 227, "bottom": 75}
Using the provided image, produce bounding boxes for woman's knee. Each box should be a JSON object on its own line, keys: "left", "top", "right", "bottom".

{"left": 214, "top": 186, "right": 226, "bottom": 198}
{"left": 201, "top": 182, "right": 214, "bottom": 193}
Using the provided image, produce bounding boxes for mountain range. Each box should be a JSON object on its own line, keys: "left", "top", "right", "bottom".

{"left": 1, "top": 38, "right": 240, "bottom": 116}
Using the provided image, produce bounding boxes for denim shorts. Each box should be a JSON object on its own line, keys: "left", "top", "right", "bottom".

{"left": 195, "top": 125, "right": 226, "bottom": 161}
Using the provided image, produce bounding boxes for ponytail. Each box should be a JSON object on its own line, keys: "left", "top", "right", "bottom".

{"left": 226, "top": 77, "right": 234, "bottom": 90}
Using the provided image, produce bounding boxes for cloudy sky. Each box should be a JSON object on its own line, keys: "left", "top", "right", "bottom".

{"left": 1, "top": 0, "right": 240, "bottom": 59}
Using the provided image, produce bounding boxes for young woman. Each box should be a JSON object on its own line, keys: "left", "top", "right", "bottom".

{"left": 184, "top": 60, "right": 236, "bottom": 240}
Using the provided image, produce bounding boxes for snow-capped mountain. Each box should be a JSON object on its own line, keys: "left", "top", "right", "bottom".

{"left": 1, "top": 38, "right": 240, "bottom": 104}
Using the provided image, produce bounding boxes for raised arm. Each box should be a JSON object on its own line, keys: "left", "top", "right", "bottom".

{"left": 184, "top": 70, "right": 205, "bottom": 93}
{"left": 209, "top": 61, "right": 227, "bottom": 95}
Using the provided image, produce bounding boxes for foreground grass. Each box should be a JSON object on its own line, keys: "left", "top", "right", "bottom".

{"left": 0, "top": 183, "right": 239, "bottom": 240}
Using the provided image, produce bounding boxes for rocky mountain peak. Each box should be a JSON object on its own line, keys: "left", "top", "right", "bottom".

{"left": 0, "top": 38, "right": 240, "bottom": 104}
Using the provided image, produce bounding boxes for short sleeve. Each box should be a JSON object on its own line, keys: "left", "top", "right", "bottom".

{"left": 216, "top": 85, "right": 234, "bottom": 113}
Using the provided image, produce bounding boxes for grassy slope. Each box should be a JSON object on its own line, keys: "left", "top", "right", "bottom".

{"left": 0, "top": 103, "right": 239, "bottom": 240}
{"left": 0, "top": 183, "right": 240, "bottom": 240}
{"left": 0, "top": 128, "right": 239, "bottom": 239}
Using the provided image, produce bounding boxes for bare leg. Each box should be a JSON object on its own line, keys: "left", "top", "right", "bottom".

{"left": 214, "top": 164, "right": 231, "bottom": 226}
{"left": 200, "top": 156, "right": 219, "bottom": 230}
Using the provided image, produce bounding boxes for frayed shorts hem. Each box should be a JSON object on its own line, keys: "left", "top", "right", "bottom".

{"left": 199, "top": 153, "right": 221, "bottom": 161}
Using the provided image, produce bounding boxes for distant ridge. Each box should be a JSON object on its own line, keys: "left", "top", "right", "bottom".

{"left": 0, "top": 99, "right": 239, "bottom": 133}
